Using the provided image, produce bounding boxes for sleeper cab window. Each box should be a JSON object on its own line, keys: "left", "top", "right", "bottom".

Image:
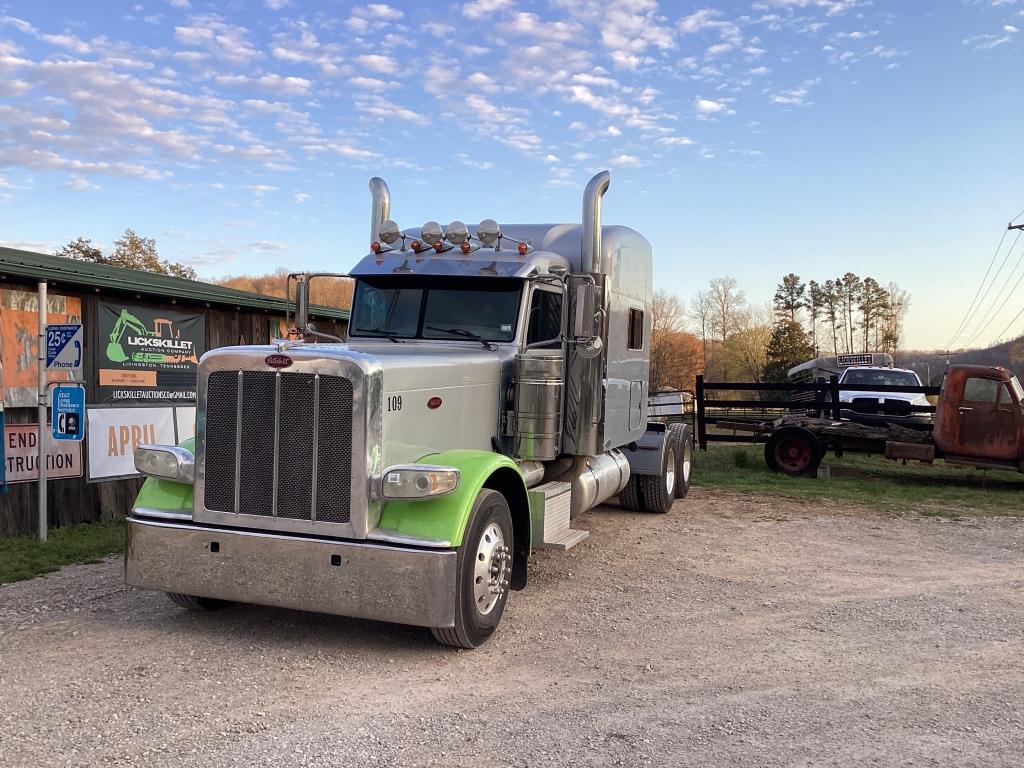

{"left": 963, "top": 377, "right": 999, "bottom": 403}
{"left": 628, "top": 308, "right": 644, "bottom": 351}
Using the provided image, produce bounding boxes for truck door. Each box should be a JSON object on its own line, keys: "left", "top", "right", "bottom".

{"left": 953, "top": 376, "right": 1019, "bottom": 461}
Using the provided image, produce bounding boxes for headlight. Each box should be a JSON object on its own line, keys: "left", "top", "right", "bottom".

{"left": 379, "top": 465, "right": 460, "bottom": 499}
{"left": 134, "top": 445, "right": 195, "bottom": 484}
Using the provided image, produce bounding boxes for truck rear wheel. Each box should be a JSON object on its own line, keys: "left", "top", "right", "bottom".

{"left": 431, "top": 489, "right": 513, "bottom": 649}
{"left": 669, "top": 424, "right": 693, "bottom": 499}
{"left": 166, "top": 593, "right": 228, "bottom": 611}
{"left": 764, "top": 427, "right": 823, "bottom": 477}
{"left": 639, "top": 442, "right": 676, "bottom": 514}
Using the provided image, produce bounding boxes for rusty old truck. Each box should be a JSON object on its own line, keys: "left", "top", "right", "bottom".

{"left": 731, "top": 365, "right": 1024, "bottom": 477}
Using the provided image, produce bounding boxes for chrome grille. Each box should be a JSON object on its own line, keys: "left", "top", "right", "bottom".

{"left": 203, "top": 370, "right": 353, "bottom": 523}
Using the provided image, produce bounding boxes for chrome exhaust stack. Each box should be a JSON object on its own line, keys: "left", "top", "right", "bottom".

{"left": 581, "top": 170, "right": 610, "bottom": 274}
{"left": 369, "top": 177, "right": 391, "bottom": 244}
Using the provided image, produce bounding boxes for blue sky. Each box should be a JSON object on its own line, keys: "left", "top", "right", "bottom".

{"left": 0, "top": 0, "right": 1021, "bottom": 351}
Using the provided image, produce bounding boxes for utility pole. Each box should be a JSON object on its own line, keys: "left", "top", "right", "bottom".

{"left": 936, "top": 350, "right": 957, "bottom": 367}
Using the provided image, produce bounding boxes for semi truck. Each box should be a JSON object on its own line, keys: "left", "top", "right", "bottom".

{"left": 125, "top": 171, "right": 692, "bottom": 648}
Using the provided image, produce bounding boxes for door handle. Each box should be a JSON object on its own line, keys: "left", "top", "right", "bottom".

{"left": 958, "top": 407, "right": 973, "bottom": 413}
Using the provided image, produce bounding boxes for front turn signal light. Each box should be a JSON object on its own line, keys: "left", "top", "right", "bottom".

{"left": 379, "top": 465, "right": 460, "bottom": 499}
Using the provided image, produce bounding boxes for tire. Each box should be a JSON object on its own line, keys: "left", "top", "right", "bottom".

{"left": 764, "top": 427, "right": 824, "bottom": 477}
{"left": 618, "top": 473, "right": 644, "bottom": 510}
{"left": 669, "top": 424, "right": 693, "bottom": 499}
{"left": 431, "top": 489, "right": 513, "bottom": 649}
{"left": 639, "top": 441, "right": 676, "bottom": 514}
{"left": 166, "top": 593, "right": 228, "bottom": 611}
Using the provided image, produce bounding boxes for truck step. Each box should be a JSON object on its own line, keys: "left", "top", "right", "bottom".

{"left": 528, "top": 481, "right": 590, "bottom": 551}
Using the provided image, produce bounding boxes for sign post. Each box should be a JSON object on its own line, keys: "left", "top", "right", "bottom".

{"left": 37, "top": 281, "right": 47, "bottom": 541}
{"left": 38, "top": 310, "right": 84, "bottom": 541}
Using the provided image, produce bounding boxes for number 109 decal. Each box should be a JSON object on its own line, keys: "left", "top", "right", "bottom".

{"left": 387, "top": 395, "right": 402, "bottom": 412}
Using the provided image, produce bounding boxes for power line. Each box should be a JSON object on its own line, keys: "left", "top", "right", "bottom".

{"left": 988, "top": 302, "right": 1024, "bottom": 349}
{"left": 948, "top": 228, "right": 1021, "bottom": 348}
{"left": 946, "top": 227, "right": 1011, "bottom": 348}
{"left": 963, "top": 233, "right": 1024, "bottom": 347}
{"left": 960, "top": 230, "right": 1024, "bottom": 348}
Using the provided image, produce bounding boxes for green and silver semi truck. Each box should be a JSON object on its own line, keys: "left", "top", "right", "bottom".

{"left": 125, "top": 171, "right": 692, "bottom": 648}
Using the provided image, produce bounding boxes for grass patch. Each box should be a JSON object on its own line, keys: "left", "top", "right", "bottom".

{"left": 0, "top": 519, "right": 125, "bottom": 585}
{"left": 695, "top": 442, "right": 1024, "bottom": 516}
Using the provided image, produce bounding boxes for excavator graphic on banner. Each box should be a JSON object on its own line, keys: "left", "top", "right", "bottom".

{"left": 106, "top": 309, "right": 199, "bottom": 365}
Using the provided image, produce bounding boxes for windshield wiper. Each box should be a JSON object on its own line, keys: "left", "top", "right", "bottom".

{"left": 426, "top": 326, "right": 496, "bottom": 351}
{"left": 355, "top": 327, "right": 404, "bottom": 343}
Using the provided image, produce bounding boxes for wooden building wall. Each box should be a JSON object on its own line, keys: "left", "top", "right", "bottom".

{"left": 0, "top": 277, "right": 346, "bottom": 537}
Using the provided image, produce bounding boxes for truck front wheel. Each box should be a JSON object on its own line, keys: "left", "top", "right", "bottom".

{"left": 431, "top": 489, "right": 513, "bottom": 649}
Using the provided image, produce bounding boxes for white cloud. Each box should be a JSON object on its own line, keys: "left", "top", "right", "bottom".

{"left": 695, "top": 97, "right": 728, "bottom": 114}
{"left": 462, "top": 0, "right": 514, "bottom": 20}
{"left": 61, "top": 174, "right": 99, "bottom": 192}
{"left": 248, "top": 240, "right": 290, "bottom": 253}
{"left": 769, "top": 79, "right": 819, "bottom": 105}
{"left": 659, "top": 136, "right": 694, "bottom": 147}
{"left": 265, "top": 0, "right": 291, "bottom": 9}
{"left": 356, "top": 54, "right": 397, "bottom": 75}
{"left": 609, "top": 154, "right": 640, "bottom": 167}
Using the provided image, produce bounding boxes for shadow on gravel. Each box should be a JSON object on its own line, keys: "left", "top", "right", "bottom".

{"left": 109, "top": 590, "right": 442, "bottom": 653}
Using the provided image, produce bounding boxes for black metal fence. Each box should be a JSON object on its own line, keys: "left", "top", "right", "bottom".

{"left": 694, "top": 375, "right": 941, "bottom": 450}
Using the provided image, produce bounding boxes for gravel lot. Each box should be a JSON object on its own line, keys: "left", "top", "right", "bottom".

{"left": 1, "top": 488, "right": 1023, "bottom": 768}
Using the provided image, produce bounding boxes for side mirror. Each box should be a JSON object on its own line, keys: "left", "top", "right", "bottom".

{"left": 570, "top": 278, "right": 603, "bottom": 358}
{"left": 572, "top": 282, "right": 595, "bottom": 338}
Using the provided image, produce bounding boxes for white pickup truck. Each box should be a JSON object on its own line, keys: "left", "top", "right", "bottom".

{"left": 837, "top": 366, "right": 932, "bottom": 427}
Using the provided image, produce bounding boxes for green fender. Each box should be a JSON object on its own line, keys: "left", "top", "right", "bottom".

{"left": 132, "top": 437, "right": 195, "bottom": 513}
{"left": 377, "top": 449, "right": 527, "bottom": 547}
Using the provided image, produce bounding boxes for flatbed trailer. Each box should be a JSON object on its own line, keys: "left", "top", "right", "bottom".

{"left": 699, "top": 365, "right": 1024, "bottom": 477}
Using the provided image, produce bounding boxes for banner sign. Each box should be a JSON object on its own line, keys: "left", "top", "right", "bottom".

{"left": 86, "top": 406, "right": 177, "bottom": 481}
{"left": 46, "top": 323, "right": 83, "bottom": 373}
{"left": 4, "top": 424, "right": 83, "bottom": 483}
{"left": 53, "top": 385, "right": 86, "bottom": 442}
{"left": 97, "top": 302, "right": 204, "bottom": 403}
{"left": 1, "top": 289, "right": 82, "bottom": 408}
{"left": 175, "top": 406, "right": 196, "bottom": 443}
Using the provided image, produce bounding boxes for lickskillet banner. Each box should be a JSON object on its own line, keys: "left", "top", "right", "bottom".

{"left": 97, "top": 302, "right": 206, "bottom": 403}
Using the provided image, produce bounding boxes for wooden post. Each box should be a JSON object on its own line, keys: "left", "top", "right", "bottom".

{"left": 695, "top": 375, "right": 707, "bottom": 451}
{"left": 830, "top": 375, "right": 841, "bottom": 420}
{"left": 813, "top": 376, "right": 825, "bottom": 418}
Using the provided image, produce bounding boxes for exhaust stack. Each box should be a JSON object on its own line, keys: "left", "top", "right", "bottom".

{"left": 581, "top": 170, "right": 610, "bottom": 274}
{"left": 369, "top": 177, "right": 391, "bottom": 245}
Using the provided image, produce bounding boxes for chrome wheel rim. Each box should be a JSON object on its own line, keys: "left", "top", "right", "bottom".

{"left": 472, "top": 522, "right": 509, "bottom": 616}
{"left": 682, "top": 440, "right": 692, "bottom": 483}
{"left": 665, "top": 446, "right": 676, "bottom": 496}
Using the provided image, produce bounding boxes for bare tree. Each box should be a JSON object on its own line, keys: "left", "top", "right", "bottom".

{"left": 688, "top": 289, "right": 713, "bottom": 374}
{"left": 882, "top": 282, "right": 911, "bottom": 354}
{"left": 807, "top": 280, "right": 822, "bottom": 356}
{"left": 652, "top": 290, "right": 686, "bottom": 336}
{"left": 708, "top": 276, "right": 746, "bottom": 378}
{"left": 723, "top": 304, "right": 772, "bottom": 383}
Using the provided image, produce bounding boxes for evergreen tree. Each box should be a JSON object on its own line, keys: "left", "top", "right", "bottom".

{"left": 764, "top": 319, "right": 815, "bottom": 382}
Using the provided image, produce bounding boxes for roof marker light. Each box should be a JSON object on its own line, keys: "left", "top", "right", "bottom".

{"left": 517, "top": 242, "right": 528, "bottom": 256}
{"left": 477, "top": 219, "right": 501, "bottom": 246}
{"left": 460, "top": 242, "right": 472, "bottom": 254}
{"left": 421, "top": 221, "right": 443, "bottom": 244}
{"left": 378, "top": 219, "right": 401, "bottom": 245}
{"left": 445, "top": 221, "right": 469, "bottom": 245}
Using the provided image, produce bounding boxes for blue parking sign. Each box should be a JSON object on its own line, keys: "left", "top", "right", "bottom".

{"left": 53, "top": 385, "right": 85, "bottom": 442}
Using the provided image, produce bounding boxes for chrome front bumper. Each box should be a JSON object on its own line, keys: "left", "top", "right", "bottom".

{"left": 125, "top": 517, "right": 458, "bottom": 628}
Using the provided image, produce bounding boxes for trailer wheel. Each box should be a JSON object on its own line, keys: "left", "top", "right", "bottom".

{"left": 432, "top": 489, "right": 513, "bottom": 649}
{"left": 669, "top": 424, "right": 693, "bottom": 499}
{"left": 166, "top": 593, "right": 227, "bottom": 611}
{"left": 764, "top": 427, "right": 823, "bottom": 477}
{"left": 639, "top": 442, "right": 676, "bottom": 514}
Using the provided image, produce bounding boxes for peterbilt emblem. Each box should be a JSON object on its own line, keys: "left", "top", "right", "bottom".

{"left": 265, "top": 354, "right": 293, "bottom": 369}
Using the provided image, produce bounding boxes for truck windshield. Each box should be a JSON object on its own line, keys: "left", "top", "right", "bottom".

{"left": 840, "top": 369, "right": 920, "bottom": 387}
{"left": 349, "top": 276, "right": 522, "bottom": 342}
